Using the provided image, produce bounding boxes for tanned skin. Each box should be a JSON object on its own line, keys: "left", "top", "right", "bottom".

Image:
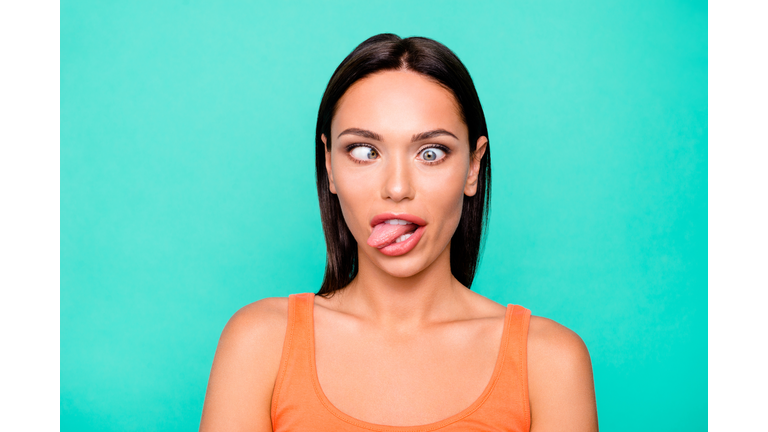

{"left": 200, "top": 70, "right": 598, "bottom": 431}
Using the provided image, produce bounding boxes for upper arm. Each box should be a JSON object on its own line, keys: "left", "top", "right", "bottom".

{"left": 527, "top": 316, "right": 598, "bottom": 432}
{"left": 199, "top": 297, "right": 289, "bottom": 432}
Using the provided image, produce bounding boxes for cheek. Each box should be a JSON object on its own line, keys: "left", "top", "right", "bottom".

{"left": 417, "top": 167, "right": 468, "bottom": 238}
{"left": 333, "top": 170, "right": 374, "bottom": 240}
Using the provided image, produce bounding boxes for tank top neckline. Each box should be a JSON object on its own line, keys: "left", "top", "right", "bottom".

{"left": 302, "top": 292, "right": 518, "bottom": 431}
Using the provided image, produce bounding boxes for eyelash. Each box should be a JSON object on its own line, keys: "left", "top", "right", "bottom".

{"left": 344, "top": 144, "right": 451, "bottom": 165}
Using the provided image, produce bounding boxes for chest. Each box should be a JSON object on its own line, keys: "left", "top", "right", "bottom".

{"left": 313, "top": 314, "right": 505, "bottom": 426}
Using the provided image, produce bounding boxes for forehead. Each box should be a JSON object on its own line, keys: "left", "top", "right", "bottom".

{"left": 332, "top": 70, "right": 467, "bottom": 141}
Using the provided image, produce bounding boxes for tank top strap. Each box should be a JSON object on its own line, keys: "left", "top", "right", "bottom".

{"left": 271, "top": 293, "right": 316, "bottom": 424}
{"left": 501, "top": 304, "right": 531, "bottom": 372}
{"left": 288, "top": 292, "right": 315, "bottom": 343}
{"left": 474, "top": 303, "right": 531, "bottom": 429}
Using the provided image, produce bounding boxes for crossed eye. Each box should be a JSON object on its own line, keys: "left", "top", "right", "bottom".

{"left": 350, "top": 146, "right": 379, "bottom": 160}
{"left": 349, "top": 146, "right": 446, "bottom": 163}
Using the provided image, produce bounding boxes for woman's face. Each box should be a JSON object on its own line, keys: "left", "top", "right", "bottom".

{"left": 323, "top": 69, "right": 487, "bottom": 279}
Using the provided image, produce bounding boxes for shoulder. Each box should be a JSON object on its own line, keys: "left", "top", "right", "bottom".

{"left": 199, "top": 297, "right": 290, "bottom": 431}
{"left": 214, "top": 296, "right": 291, "bottom": 384}
{"left": 213, "top": 297, "right": 292, "bottom": 377}
{"left": 215, "top": 297, "right": 290, "bottom": 360}
{"left": 526, "top": 316, "right": 598, "bottom": 431}
{"left": 222, "top": 296, "right": 290, "bottom": 343}
{"left": 527, "top": 315, "right": 591, "bottom": 368}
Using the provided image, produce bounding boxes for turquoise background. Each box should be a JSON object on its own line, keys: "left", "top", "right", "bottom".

{"left": 61, "top": 1, "right": 707, "bottom": 430}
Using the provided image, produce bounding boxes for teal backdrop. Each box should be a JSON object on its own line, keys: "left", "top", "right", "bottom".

{"left": 61, "top": 1, "right": 707, "bottom": 430}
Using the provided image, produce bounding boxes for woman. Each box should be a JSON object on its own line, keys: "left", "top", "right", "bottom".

{"left": 200, "top": 34, "right": 598, "bottom": 431}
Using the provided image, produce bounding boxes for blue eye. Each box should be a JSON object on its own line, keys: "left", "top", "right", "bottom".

{"left": 420, "top": 147, "right": 446, "bottom": 162}
{"left": 350, "top": 146, "right": 378, "bottom": 161}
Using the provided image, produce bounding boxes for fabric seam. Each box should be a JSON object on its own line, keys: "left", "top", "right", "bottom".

{"left": 519, "top": 307, "right": 531, "bottom": 431}
{"left": 270, "top": 294, "right": 296, "bottom": 426}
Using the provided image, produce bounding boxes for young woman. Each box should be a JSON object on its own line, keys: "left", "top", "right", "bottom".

{"left": 200, "top": 34, "right": 598, "bottom": 432}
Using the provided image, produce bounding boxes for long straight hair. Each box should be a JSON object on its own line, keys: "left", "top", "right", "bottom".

{"left": 315, "top": 34, "right": 491, "bottom": 297}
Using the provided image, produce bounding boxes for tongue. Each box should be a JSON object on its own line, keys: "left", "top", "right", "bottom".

{"left": 367, "top": 223, "right": 417, "bottom": 249}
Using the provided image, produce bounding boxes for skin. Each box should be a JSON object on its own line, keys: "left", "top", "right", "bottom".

{"left": 200, "top": 70, "right": 598, "bottom": 431}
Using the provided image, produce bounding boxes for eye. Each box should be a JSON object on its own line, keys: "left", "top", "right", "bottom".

{"left": 349, "top": 145, "right": 379, "bottom": 161}
{"left": 419, "top": 147, "right": 447, "bottom": 163}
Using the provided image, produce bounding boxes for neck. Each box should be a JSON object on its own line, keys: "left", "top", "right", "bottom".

{"left": 333, "top": 245, "right": 469, "bottom": 330}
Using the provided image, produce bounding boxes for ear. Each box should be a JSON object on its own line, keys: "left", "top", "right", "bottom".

{"left": 464, "top": 136, "right": 488, "bottom": 197}
{"left": 322, "top": 134, "right": 337, "bottom": 194}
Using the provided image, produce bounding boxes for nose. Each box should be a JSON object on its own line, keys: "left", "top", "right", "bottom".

{"left": 381, "top": 153, "right": 415, "bottom": 202}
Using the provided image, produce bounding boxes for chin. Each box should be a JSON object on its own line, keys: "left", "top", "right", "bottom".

{"left": 371, "top": 253, "right": 435, "bottom": 279}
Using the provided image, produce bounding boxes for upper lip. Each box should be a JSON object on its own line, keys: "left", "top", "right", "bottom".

{"left": 370, "top": 213, "right": 427, "bottom": 227}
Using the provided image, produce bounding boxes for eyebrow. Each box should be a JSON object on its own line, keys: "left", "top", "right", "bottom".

{"left": 411, "top": 128, "right": 459, "bottom": 142}
{"left": 337, "top": 128, "right": 383, "bottom": 141}
{"left": 337, "top": 128, "right": 459, "bottom": 142}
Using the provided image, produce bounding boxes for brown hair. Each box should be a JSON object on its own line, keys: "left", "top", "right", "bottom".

{"left": 315, "top": 33, "right": 491, "bottom": 297}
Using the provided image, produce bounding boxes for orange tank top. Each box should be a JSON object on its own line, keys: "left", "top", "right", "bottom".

{"left": 271, "top": 293, "right": 532, "bottom": 432}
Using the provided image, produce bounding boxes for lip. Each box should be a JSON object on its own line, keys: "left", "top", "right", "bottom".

{"left": 370, "top": 213, "right": 427, "bottom": 227}
{"left": 368, "top": 213, "right": 427, "bottom": 257}
{"left": 377, "top": 225, "right": 427, "bottom": 257}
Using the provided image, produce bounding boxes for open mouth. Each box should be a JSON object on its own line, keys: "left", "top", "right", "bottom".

{"left": 367, "top": 214, "right": 427, "bottom": 256}
{"left": 367, "top": 219, "right": 420, "bottom": 249}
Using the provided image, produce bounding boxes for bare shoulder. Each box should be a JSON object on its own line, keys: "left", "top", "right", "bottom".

{"left": 223, "top": 297, "right": 290, "bottom": 344}
{"left": 199, "top": 297, "right": 290, "bottom": 432}
{"left": 213, "top": 296, "right": 290, "bottom": 366}
{"left": 213, "top": 296, "right": 290, "bottom": 385}
{"left": 527, "top": 316, "right": 598, "bottom": 431}
{"left": 527, "top": 316, "right": 591, "bottom": 367}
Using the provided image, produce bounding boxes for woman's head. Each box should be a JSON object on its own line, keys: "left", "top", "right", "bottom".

{"left": 315, "top": 33, "right": 491, "bottom": 297}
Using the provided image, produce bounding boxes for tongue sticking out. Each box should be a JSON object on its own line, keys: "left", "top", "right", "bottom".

{"left": 367, "top": 222, "right": 418, "bottom": 249}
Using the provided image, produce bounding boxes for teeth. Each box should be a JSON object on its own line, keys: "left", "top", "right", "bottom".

{"left": 394, "top": 233, "right": 413, "bottom": 243}
{"left": 386, "top": 219, "right": 411, "bottom": 225}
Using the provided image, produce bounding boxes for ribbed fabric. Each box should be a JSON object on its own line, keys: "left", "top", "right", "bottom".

{"left": 271, "top": 293, "right": 531, "bottom": 432}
